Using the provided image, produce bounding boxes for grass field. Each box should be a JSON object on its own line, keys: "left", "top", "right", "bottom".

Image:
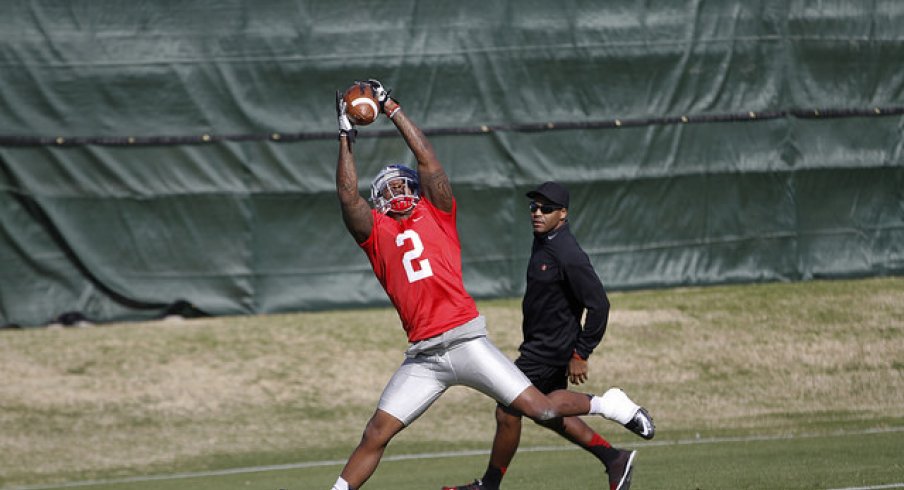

{"left": 1, "top": 276, "right": 902, "bottom": 489}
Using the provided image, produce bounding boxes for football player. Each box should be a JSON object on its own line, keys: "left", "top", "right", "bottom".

{"left": 328, "top": 79, "right": 648, "bottom": 490}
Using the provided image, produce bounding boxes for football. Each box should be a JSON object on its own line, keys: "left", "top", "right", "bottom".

{"left": 342, "top": 82, "right": 381, "bottom": 126}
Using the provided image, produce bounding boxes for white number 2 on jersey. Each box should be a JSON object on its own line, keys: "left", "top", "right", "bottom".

{"left": 396, "top": 229, "right": 434, "bottom": 283}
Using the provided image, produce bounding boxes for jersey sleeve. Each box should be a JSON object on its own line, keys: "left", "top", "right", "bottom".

{"left": 425, "top": 198, "right": 458, "bottom": 241}
{"left": 359, "top": 209, "right": 385, "bottom": 278}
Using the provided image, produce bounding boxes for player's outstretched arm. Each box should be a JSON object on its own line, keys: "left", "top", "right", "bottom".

{"left": 387, "top": 101, "right": 453, "bottom": 213}
{"left": 366, "top": 79, "right": 454, "bottom": 213}
{"left": 336, "top": 91, "right": 373, "bottom": 244}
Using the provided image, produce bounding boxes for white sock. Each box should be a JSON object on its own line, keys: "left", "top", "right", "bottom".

{"left": 331, "top": 477, "right": 350, "bottom": 490}
{"left": 591, "top": 387, "right": 640, "bottom": 424}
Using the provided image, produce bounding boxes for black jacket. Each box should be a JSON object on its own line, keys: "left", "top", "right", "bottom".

{"left": 519, "top": 223, "right": 609, "bottom": 366}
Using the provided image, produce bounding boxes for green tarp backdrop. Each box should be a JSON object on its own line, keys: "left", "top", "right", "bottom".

{"left": 1, "top": 1, "right": 902, "bottom": 327}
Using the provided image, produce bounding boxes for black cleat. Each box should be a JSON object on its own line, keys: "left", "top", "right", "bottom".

{"left": 624, "top": 407, "right": 655, "bottom": 439}
{"left": 607, "top": 449, "right": 636, "bottom": 490}
{"left": 441, "top": 479, "right": 486, "bottom": 490}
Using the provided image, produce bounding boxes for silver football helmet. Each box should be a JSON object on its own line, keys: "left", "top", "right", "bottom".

{"left": 370, "top": 164, "right": 420, "bottom": 214}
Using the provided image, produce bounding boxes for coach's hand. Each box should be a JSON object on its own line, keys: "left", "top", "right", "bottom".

{"left": 336, "top": 90, "right": 357, "bottom": 142}
{"left": 568, "top": 356, "right": 588, "bottom": 385}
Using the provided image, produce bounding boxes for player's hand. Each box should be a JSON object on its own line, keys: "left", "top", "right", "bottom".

{"left": 365, "top": 78, "right": 400, "bottom": 117}
{"left": 336, "top": 90, "right": 357, "bottom": 142}
{"left": 365, "top": 78, "right": 390, "bottom": 106}
{"left": 568, "top": 357, "right": 589, "bottom": 385}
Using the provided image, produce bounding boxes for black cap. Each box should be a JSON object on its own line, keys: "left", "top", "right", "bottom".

{"left": 526, "top": 181, "right": 569, "bottom": 208}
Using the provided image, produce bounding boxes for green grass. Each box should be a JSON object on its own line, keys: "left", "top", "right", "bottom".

{"left": 13, "top": 429, "right": 904, "bottom": 489}
{"left": 1, "top": 277, "right": 902, "bottom": 489}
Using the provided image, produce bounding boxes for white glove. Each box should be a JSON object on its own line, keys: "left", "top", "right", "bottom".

{"left": 336, "top": 90, "right": 357, "bottom": 142}
{"left": 365, "top": 79, "right": 391, "bottom": 108}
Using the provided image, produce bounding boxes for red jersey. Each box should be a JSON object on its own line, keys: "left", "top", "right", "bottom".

{"left": 360, "top": 198, "right": 479, "bottom": 342}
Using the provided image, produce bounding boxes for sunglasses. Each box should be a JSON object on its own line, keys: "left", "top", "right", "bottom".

{"left": 529, "top": 201, "right": 562, "bottom": 214}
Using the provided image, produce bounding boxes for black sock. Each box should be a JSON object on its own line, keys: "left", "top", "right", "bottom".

{"left": 587, "top": 444, "right": 621, "bottom": 468}
{"left": 583, "top": 433, "right": 621, "bottom": 469}
{"left": 481, "top": 465, "right": 504, "bottom": 489}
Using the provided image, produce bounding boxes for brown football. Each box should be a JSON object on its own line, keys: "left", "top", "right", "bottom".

{"left": 342, "top": 82, "right": 380, "bottom": 126}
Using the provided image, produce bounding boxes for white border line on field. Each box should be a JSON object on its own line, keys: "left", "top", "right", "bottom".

{"left": 827, "top": 485, "right": 904, "bottom": 490}
{"left": 6, "top": 426, "right": 904, "bottom": 490}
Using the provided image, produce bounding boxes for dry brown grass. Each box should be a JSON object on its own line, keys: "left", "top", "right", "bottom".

{"left": 0, "top": 277, "right": 902, "bottom": 487}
